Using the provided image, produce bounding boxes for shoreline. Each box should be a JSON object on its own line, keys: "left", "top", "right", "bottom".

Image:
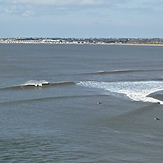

{"left": 0, "top": 40, "right": 163, "bottom": 47}
{"left": 0, "top": 42, "right": 163, "bottom": 47}
{"left": 113, "top": 43, "right": 163, "bottom": 47}
{"left": 1, "top": 37, "right": 163, "bottom": 46}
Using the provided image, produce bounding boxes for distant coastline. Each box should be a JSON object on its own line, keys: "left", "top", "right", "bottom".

{"left": 1, "top": 37, "right": 163, "bottom": 46}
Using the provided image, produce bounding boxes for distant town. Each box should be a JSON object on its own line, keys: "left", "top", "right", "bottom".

{"left": 1, "top": 37, "right": 163, "bottom": 45}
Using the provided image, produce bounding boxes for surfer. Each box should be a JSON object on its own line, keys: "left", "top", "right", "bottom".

{"left": 154, "top": 117, "right": 160, "bottom": 121}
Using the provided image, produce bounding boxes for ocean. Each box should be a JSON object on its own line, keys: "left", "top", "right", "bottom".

{"left": 0, "top": 44, "right": 163, "bottom": 162}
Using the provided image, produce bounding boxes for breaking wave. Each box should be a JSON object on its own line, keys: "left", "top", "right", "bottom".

{"left": 20, "top": 80, "right": 75, "bottom": 87}
{"left": 0, "top": 80, "right": 76, "bottom": 90}
{"left": 77, "top": 81, "right": 163, "bottom": 104}
{"left": 21, "top": 80, "right": 49, "bottom": 87}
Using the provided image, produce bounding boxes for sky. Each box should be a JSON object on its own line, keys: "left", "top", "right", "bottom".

{"left": 0, "top": 0, "right": 163, "bottom": 38}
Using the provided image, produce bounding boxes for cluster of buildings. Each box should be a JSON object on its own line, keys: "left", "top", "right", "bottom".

{"left": 0, "top": 37, "right": 163, "bottom": 45}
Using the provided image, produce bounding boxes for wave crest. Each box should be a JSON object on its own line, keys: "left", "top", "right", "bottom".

{"left": 21, "top": 80, "right": 49, "bottom": 87}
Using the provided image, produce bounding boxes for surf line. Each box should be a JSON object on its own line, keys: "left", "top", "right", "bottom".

{"left": 77, "top": 81, "right": 163, "bottom": 104}
{"left": 21, "top": 80, "right": 49, "bottom": 87}
{"left": 20, "top": 80, "right": 76, "bottom": 88}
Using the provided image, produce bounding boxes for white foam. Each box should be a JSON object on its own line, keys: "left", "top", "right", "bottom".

{"left": 21, "top": 80, "right": 49, "bottom": 87}
{"left": 77, "top": 81, "right": 163, "bottom": 104}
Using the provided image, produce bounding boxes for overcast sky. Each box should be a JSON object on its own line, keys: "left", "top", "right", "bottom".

{"left": 0, "top": 0, "right": 163, "bottom": 38}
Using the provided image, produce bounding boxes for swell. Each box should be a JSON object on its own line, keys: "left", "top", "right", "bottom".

{"left": 82, "top": 69, "right": 153, "bottom": 75}
{"left": 148, "top": 92, "right": 163, "bottom": 101}
{"left": 0, "top": 94, "right": 105, "bottom": 106}
{"left": 154, "top": 78, "right": 163, "bottom": 81}
{"left": 97, "top": 103, "right": 163, "bottom": 133}
{"left": 0, "top": 81, "right": 76, "bottom": 91}
{"left": 50, "top": 81, "right": 76, "bottom": 86}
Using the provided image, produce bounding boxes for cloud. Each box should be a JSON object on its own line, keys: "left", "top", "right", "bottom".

{"left": 1, "top": 0, "right": 105, "bottom": 17}
{"left": 10, "top": 0, "right": 103, "bottom": 6}
{"left": 2, "top": 0, "right": 160, "bottom": 18}
{"left": 144, "top": 0, "right": 163, "bottom": 5}
{"left": 143, "top": 0, "right": 163, "bottom": 9}
{"left": 22, "top": 10, "right": 35, "bottom": 17}
{"left": 1, "top": 0, "right": 163, "bottom": 38}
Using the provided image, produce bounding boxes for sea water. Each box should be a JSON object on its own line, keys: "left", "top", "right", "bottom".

{"left": 0, "top": 44, "right": 163, "bottom": 162}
